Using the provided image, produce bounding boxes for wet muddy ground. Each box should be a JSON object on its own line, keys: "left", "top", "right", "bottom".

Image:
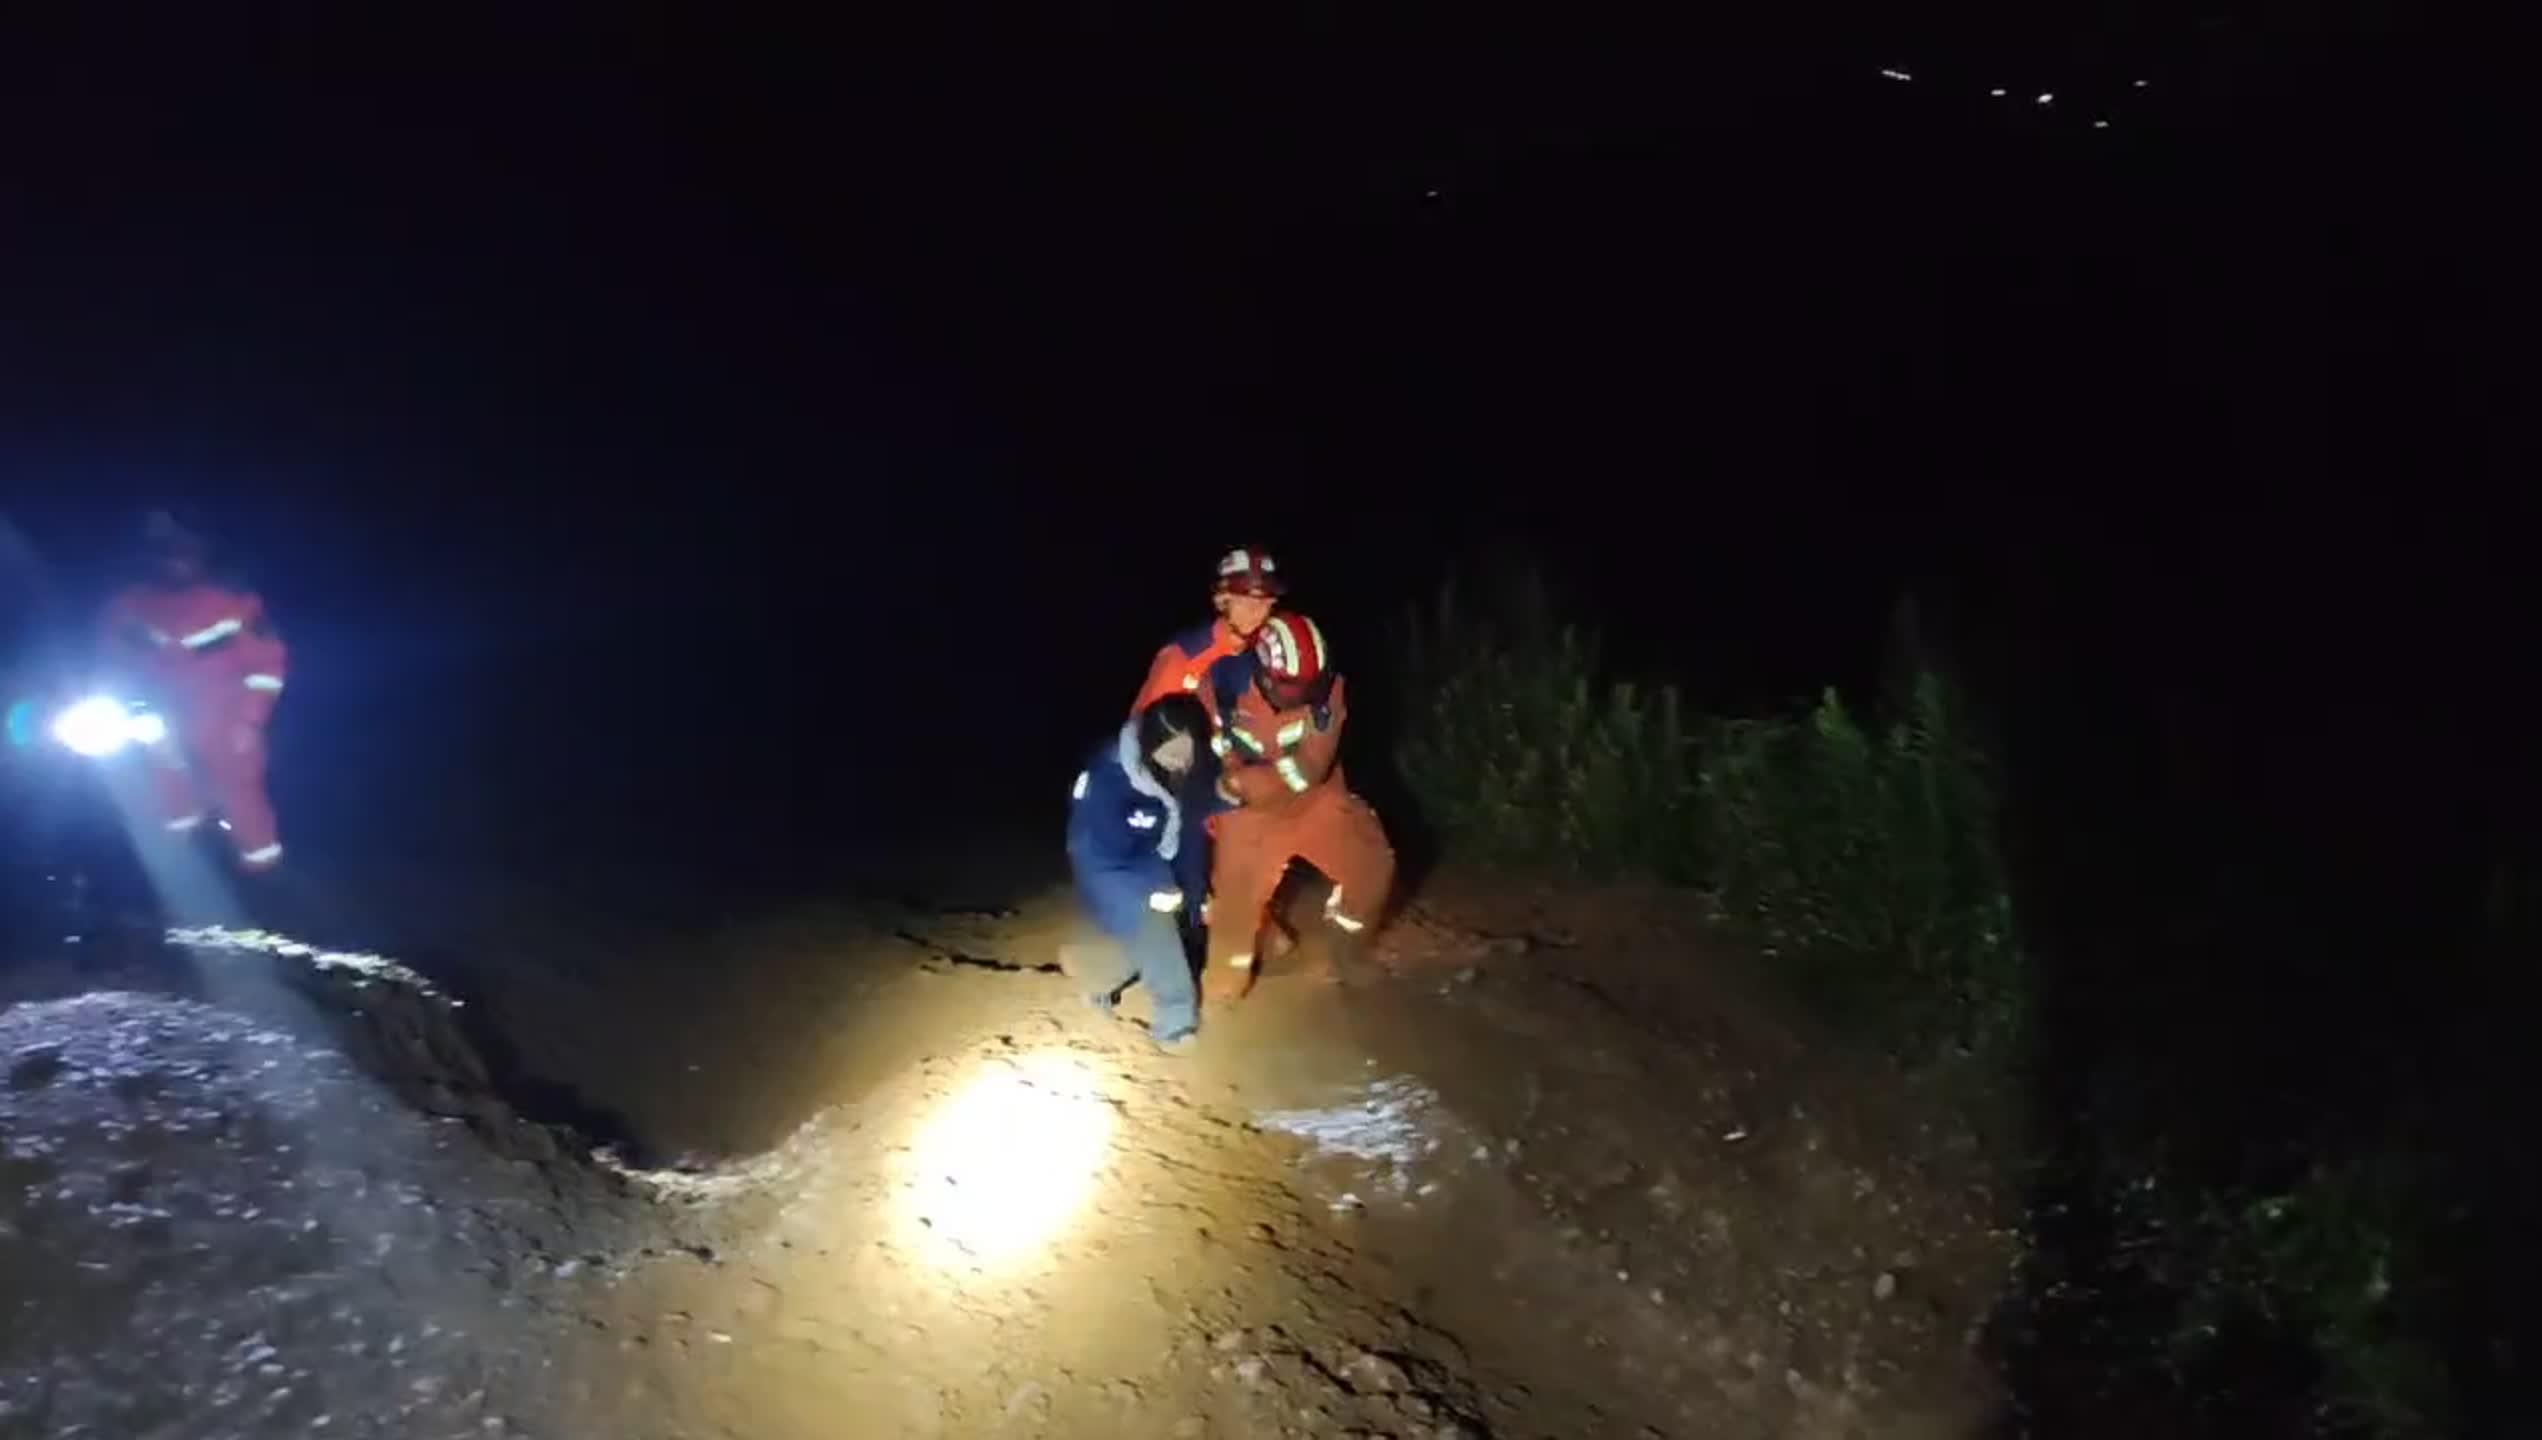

{"left": 3, "top": 863, "right": 2013, "bottom": 1438}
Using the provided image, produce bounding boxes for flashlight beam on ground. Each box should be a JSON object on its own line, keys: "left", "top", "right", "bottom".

{"left": 898, "top": 1050, "right": 1115, "bottom": 1270}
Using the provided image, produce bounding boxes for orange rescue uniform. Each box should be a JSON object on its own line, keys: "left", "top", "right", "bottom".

{"left": 1205, "top": 673, "right": 1394, "bottom": 975}
{"left": 1131, "top": 617, "right": 1250, "bottom": 717}
{"left": 99, "top": 579, "right": 289, "bottom": 867}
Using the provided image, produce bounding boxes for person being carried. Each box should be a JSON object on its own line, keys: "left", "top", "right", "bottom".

{"left": 98, "top": 508, "right": 290, "bottom": 873}
{"left": 1066, "top": 694, "right": 1218, "bottom": 1054}
{"left": 1202, "top": 611, "right": 1394, "bottom": 1000}
{"left": 1130, "top": 544, "right": 1285, "bottom": 718}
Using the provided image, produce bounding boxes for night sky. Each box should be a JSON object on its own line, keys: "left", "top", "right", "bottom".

{"left": 3, "top": 15, "right": 2529, "bottom": 902}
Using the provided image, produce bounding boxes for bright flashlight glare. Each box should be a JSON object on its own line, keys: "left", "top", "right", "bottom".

{"left": 51, "top": 696, "right": 138, "bottom": 757}
{"left": 901, "top": 1050, "right": 1114, "bottom": 1270}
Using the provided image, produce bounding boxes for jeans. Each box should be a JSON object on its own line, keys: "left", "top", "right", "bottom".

{"left": 1083, "top": 911, "right": 1199, "bottom": 1042}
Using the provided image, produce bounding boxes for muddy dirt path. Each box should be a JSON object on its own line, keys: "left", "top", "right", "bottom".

{"left": 3, "top": 860, "right": 2010, "bottom": 1438}
{"left": 451, "top": 873, "right": 2015, "bottom": 1440}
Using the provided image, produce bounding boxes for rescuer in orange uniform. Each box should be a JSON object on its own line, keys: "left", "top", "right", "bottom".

{"left": 1130, "top": 545, "right": 1284, "bottom": 717}
{"left": 1202, "top": 611, "right": 1394, "bottom": 999}
{"left": 98, "top": 509, "right": 290, "bottom": 871}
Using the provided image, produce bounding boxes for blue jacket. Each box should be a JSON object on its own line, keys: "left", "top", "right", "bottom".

{"left": 1068, "top": 720, "right": 1215, "bottom": 938}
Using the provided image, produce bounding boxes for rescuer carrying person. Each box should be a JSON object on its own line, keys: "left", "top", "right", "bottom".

{"left": 98, "top": 508, "right": 290, "bottom": 872}
{"left": 1130, "top": 544, "right": 1285, "bottom": 718}
{"left": 1201, "top": 611, "right": 1394, "bottom": 1000}
{"left": 1067, "top": 693, "right": 1219, "bottom": 1053}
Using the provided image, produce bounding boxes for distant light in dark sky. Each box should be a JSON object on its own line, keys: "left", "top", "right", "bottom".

{"left": 1990, "top": 88, "right": 2008, "bottom": 98}
{"left": 2094, "top": 120, "right": 2111, "bottom": 130}
{"left": 1422, "top": 188, "right": 1440, "bottom": 201}
{"left": 2036, "top": 93, "right": 2055, "bottom": 106}
{"left": 2133, "top": 79, "right": 2150, "bottom": 89}
{"left": 1879, "top": 69, "right": 1912, "bottom": 83}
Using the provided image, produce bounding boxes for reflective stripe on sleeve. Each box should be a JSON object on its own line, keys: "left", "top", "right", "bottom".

{"left": 1276, "top": 757, "right": 1310, "bottom": 793}
{"left": 180, "top": 618, "right": 245, "bottom": 649}
{"left": 1276, "top": 719, "right": 1307, "bottom": 747}
{"left": 239, "top": 843, "right": 284, "bottom": 866}
{"left": 1071, "top": 771, "right": 1089, "bottom": 800}
{"left": 243, "top": 674, "right": 285, "bottom": 692}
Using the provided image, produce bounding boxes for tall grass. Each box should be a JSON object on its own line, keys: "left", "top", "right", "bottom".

{"left": 2183, "top": 1154, "right": 2454, "bottom": 1438}
{"left": 1390, "top": 569, "right": 2017, "bottom": 1057}
{"left": 1392, "top": 573, "right": 1692, "bottom": 877}
{"left": 1388, "top": 565, "right": 2481, "bottom": 1438}
{"left": 1695, "top": 676, "right": 2020, "bottom": 1055}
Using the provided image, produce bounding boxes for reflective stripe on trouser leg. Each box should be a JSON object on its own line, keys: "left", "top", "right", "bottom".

{"left": 1294, "top": 788, "right": 1395, "bottom": 935}
{"left": 149, "top": 747, "right": 206, "bottom": 834}
{"left": 201, "top": 724, "right": 280, "bottom": 864}
{"left": 1206, "top": 809, "right": 1287, "bottom": 972}
{"left": 1323, "top": 886, "right": 1366, "bottom": 933}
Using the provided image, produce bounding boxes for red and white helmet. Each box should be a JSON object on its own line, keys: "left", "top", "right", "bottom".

{"left": 1252, "top": 612, "right": 1332, "bottom": 707}
{"left": 1212, "top": 544, "right": 1287, "bottom": 599}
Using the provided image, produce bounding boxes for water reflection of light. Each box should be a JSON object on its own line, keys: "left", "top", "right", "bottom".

{"left": 901, "top": 1050, "right": 1114, "bottom": 1270}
